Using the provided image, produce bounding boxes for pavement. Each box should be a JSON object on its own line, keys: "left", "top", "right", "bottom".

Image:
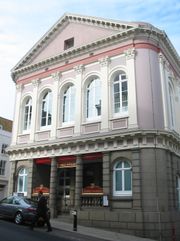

{"left": 51, "top": 218, "right": 156, "bottom": 241}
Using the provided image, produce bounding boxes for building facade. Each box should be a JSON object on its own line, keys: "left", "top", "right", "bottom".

{"left": 8, "top": 13, "right": 180, "bottom": 240}
{"left": 0, "top": 117, "right": 12, "bottom": 200}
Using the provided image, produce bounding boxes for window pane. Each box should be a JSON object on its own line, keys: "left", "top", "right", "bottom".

{"left": 116, "top": 162, "right": 122, "bottom": 168}
{"left": 115, "top": 171, "right": 122, "bottom": 191}
{"left": 18, "top": 176, "right": 23, "bottom": 192}
{"left": 124, "top": 170, "right": 131, "bottom": 191}
{"left": 124, "top": 162, "right": 130, "bottom": 168}
{"left": 24, "top": 176, "right": 27, "bottom": 192}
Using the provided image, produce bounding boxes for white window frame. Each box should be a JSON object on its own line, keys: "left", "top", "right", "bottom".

{"left": 113, "top": 160, "right": 132, "bottom": 196}
{"left": 17, "top": 168, "right": 28, "bottom": 196}
{"left": 23, "top": 97, "right": 32, "bottom": 131}
{"left": 40, "top": 90, "right": 52, "bottom": 128}
{"left": 62, "top": 85, "right": 75, "bottom": 125}
{"left": 113, "top": 72, "right": 128, "bottom": 117}
{"left": 86, "top": 77, "right": 101, "bottom": 121}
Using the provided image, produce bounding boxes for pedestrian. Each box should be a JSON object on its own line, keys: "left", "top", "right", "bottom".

{"left": 30, "top": 190, "right": 52, "bottom": 232}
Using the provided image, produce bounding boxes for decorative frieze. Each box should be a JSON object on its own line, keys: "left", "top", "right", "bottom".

{"left": 8, "top": 130, "right": 180, "bottom": 161}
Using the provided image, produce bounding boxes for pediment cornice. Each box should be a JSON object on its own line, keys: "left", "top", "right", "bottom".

{"left": 11, "top": 13, "right": 180, "bottom": 82}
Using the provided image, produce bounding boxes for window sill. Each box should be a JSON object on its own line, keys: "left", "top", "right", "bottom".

{"left": 112, "top": 196, "right": 133, "bottom": 201}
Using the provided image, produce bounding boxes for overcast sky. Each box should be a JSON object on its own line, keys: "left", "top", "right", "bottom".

{"left": 0, "top": 0, "right": 180, "bottom": 120}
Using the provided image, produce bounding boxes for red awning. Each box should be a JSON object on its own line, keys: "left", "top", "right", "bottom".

{"left": 82, "top": 152, "right": 102, "bottom": 160}
{"left": 35, "top": 158, "right": 51, "bottom": 164}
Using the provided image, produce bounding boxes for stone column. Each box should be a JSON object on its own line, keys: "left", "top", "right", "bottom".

{"left": 12, "top": 84, "right": 23, "bottom": 144}
{"left": 103, "top": 152, "right": 110, "bottom": 195}
{"left": 49, "top": 157, "right": 57, "bottom": 218}
{"left": 27, "top": 159, "right": 34, "bottom": 198}
{"left": 75, "top": 155, "right": 83, "bottom": 208}
{"left": 8, "top": 160, "right": 17, "bottom": 195}
{"left": 99, "top": 57, "right": 111, "bottom": 132}
{"left": 124, "top": 48, "right": 138, "bottom": 129}
{"left": 30, "top": 79, "right": 40, "bottom": 142}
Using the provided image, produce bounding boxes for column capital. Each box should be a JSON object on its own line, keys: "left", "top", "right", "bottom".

{"left": 16, "top": 83, "right": 24, "bottom": 91}
{"left": 32, "top": 78, "right": 41, "bottom": 87}
{"left": 158, "top": 52, "right": 166, "bottom": 65}
{"left": 99, "top": 56, "right": 111, "bottom": 67}
{"left": 51, "top": 71, "right": 62, "bottom": 82}
{"left": 74, "top": 64, "right": 85, "bottom": 74}
{"left": 124, "top": 48, "right": 136, "bottom": 60}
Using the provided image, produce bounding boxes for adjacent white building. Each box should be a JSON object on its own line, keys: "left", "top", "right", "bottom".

{"left": 0, "top": 117, "right": 12, "bottom": 200}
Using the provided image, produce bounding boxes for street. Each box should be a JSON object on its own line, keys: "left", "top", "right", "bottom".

{"left": 0, "top": 219, "right": 106, "bottom": 241}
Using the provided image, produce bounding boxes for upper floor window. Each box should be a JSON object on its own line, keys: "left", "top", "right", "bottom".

{"left": 113, "top": 160, "right": 132, "bottom": 196}
{"left": 41, "top": 90, "right": 52, "bottom": 127}
{"left": 17, "top": 168, "right": 28, "bottom": 196}
{"left": 1, "top": 144, "right": 8, "bottom": 154}
{"left": 0, "top": 160, "right": 6, "bottom": 175}
{"left": 23, "top": 97, "right": 32, "bottom": 131}
{"left": 113, "top": 72, "right": 128, "bottom": 115}
{"left": 64, "top": 37, "right": 74, "bottom": 50}
{"left": 63, "top": 85, "right": 75, "bottom": 124}
{"left": 86, "top": 77, "right": 101, "bottom": 119}
{"left": 168, "top": 82, "right": 175, "bottom": 128}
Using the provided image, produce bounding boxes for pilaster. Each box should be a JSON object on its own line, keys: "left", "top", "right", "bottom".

{"left": 99, "top": 57, "right": 111, "bottom": 131}
{"left": 12, "top": 84, "right": 23, "bottom": 144}
{"left": 27, "top": 159, "right": 34, "bottom": 198}
{"left": 74, "top": 65, "right": 85, "bottom": 135}
{"left": 50, "top": 72, "right": 61, "bottom": 139}
{"left": 158, "top": 53, "right": 169, "bottom": 130}
{"left": 103, "top": 152, "right": 110, "bottom": 195}
{"left": 30, "top": 79, "right": 40, "bottom": 142}
{"left": 124, "top": 48, "right": 138, "bottom": 129}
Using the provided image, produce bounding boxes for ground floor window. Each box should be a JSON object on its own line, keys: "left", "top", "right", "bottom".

{"left": 17, "top": 167, "right": 28, "bottom": 196}
{"left": 113, "top": 160, "right": 132, "bottom": 196}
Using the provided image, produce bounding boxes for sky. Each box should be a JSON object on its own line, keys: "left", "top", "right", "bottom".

{"left": 0, "top": 0, "right": 180, "bottom": 121}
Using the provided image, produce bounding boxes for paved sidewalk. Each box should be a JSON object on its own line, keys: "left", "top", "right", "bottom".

{"left": 51, "top": 218, "right": 155, "bottom": 241}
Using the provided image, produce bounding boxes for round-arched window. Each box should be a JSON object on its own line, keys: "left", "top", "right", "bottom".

{"left": 113, "top": 160, "right": 132, "bottom": 196}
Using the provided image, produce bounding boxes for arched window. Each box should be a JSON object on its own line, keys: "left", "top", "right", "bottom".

{"left": 23, "top": 97, "right": 32, "bottom": 131}
{"left": 86, "top": 77, "right": 101, "bottom": 119}
{"left": 17, "top": 168, "right": 28, "bottom": 196}
{"left": 41, "top": 90, "right": 52, "bottom": 127}
{"left": 113, "top": 160, "right": 132, "bottom": 196}
{"left": 113, "top": 72, "right": 128, "bottom": 115}
{"left": 168, "top": 82, "right": 175, "bottom": 128}
{"left": 63, "top": 85, "right": 75, "bottom": 123}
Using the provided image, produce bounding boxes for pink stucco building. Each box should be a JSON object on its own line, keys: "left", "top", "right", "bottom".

{"left": 8, "top": 13, "right": 180, "bottom": 240}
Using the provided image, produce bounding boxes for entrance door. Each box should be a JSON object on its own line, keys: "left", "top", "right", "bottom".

{"left": 58, "top": 168, "right": 75, "bottom": 213}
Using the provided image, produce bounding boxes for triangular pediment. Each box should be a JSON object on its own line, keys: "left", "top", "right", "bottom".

{"left": 13, "top": 13, "right": 139, "bottom": 71}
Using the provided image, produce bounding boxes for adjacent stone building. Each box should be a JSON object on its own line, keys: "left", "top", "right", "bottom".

{"left": 7, "top": 13, "right": 180, "bottom": 240}
{"left": 0, "top": 117, "right": 12, "bottom": 199}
